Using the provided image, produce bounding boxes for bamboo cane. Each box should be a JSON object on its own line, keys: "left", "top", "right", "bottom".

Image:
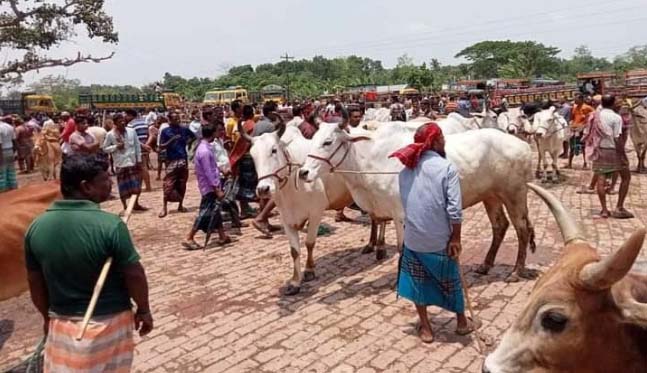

{"left": 456, "top": 257, "right": 485, "bottom": 354}
{"left": 75, "top": 195, "right": 138, "bottom": 341}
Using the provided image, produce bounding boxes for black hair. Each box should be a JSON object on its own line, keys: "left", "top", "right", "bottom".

{"left": 201, "top": 126, "right": 215, "bottom": 139}
{"left": 60, "top": 154, "right": 108, "bottom": 198}
{"left": 262, "top": 101, "right": 278, "bottom": 117}
{"left": 125, "top": 109, "right": 138, "bottom": 117}
{"left": 348, "top": 106, "right": 361, "bottom": 115}
{"left": 292, "top": 105, "right": 303, "bottom": 117}
{"left": 242, "top": 104, "right": 254, "bottom": 119}
{"left": 601, "top": 95, "right": 616, "bottom": 109}
{"left": 231, "top": 100, "right": 242, "bottom": 111}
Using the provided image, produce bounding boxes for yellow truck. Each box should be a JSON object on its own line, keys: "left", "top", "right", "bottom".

{"left": 0, "top": 93, "right": 57, "bottom": 116}
{"left": 203, "top": 86, "right": 249, "bottom": 105}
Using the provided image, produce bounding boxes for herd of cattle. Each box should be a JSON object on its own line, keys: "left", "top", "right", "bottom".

{"left": 1, "top": 104, "right": 646, "bottom": 372}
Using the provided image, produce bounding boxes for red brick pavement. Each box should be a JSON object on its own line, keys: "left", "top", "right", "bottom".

{"left": 1, "top": 159, "right": 646, "bottom": 373}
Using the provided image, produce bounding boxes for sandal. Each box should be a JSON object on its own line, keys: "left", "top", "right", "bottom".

{"left": 576, "top": 188, "right": 595, "bottom": 194}
{"left": 456, "top": 317, "right": 482, "bottom": 336}
{"left": 181, "top": 240, "right": 201, "bottom": 251}
{"left": 217, "top": 237, "right": 233, "bottom": 246}
{"left": 611, "top": 209, "right": 634, "bottom": 219}
{"left": 252, "top": 220, "right": 273, "bottom": 238}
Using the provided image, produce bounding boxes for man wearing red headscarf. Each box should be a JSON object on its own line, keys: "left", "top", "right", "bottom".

{"left": 390, "top": 123, "right": 477, "bottom": 344}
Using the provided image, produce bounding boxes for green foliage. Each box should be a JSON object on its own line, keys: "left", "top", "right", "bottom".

{"left": 25, "top": 43, "right": 647, "bottom": 106}
{"left": 0, "top": 0, "right": 118, "bottom": 85}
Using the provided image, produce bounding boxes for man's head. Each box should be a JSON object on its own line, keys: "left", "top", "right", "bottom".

{"left": 112, "top": 113, "right": 126, "bottom": 131}
{"left": 201, "top": 126, "right": 216, "bottom": 142}
{"left": 214, "top": 123, "right": 225, "bottom": 139}
{"left": 348, "top": 107, "right": 362, "bottom": 128}
{"left": 574, "top": 94, "right": 584, "bottom": 105}
{"left": 124, "top": 109, "right": 138, "bottom": 123}
{"left": 601, "top": 94, "right": 616, "bottom": 110}
{"left": 242, "top": 104, "right": 255, "bottom": 120}
{"left": 168, "top": 110, "right": 181, "bottom": 126}
{"left": 60, "top": 111, "right": 70, "bottom": 120}
{"left": 74, "top": 115, "right": 88, "bottom": 133}
{"left": 263, "top": 101, "right": 278, "bottom": 117}
{"left": 416, "top": 123, "right": 445, "bottom": 156}
{"left": 60, "top": 154, "right": 112, "bottom": 202}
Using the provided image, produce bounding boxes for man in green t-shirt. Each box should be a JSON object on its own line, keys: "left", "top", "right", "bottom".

{"left": 25, "top": 154, "right": 153, "bottom": 372}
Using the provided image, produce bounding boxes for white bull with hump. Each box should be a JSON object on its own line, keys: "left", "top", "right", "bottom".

{"left": 241, "top": 122, "right": 388, "bottom": 295}
{"left": 497, "top": 107, "right": 531, "bottom": 139}
{"left": 299, "top": 121, "right": 538, "bottom": 280}
{"left": 525, "top": 106, "right": 568, "bottom": 183}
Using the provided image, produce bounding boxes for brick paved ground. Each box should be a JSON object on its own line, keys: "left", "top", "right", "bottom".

{"left": 2, "top": 156, "right": 647, "bottom": 373}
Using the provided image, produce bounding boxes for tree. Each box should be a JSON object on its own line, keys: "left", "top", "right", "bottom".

{"left": 614, "top": 45, "right": 647, "bottom": 71}
{"left": 28, "top": 74, "right": 81, "bottom": 110}
{"left": 0, "top": 0, "right": 118, "bottom": 85}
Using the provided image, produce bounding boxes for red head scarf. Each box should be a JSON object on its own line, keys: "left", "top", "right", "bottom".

{"left": 389, "top": 122, "right": 442, "bottom": 169}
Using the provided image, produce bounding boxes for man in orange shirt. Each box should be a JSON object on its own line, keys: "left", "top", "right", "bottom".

{"left": 568, "top": 94, "right": 594, "bottom": 169}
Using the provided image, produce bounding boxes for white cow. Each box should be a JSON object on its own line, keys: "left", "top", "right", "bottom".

{"left": 497, "top": 108, "right": 531, "bottom": 139}
{"left": 299, "top": 122, "right": 538, "bottom": 280}
{"left": 244, "top": 124, "right": 389, "bottom": 295}
{"left": 525, "top": 107, "right": 568, "bottom": 183}
{"left": 363, "top": 108, "right": 391, "bottom": 122}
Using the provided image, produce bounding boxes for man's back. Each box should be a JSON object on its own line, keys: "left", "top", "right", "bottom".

{"left": 399, "top": 151, "right": 462, "bottom": 253}
{"left": 128, "top": 118, "right": 149, "bottom": 144}
{"left": 25, "top": 199, "right": 140, "bottom": 316}
{"left": 0, "top": 121, "right": 14, "bottom": 149}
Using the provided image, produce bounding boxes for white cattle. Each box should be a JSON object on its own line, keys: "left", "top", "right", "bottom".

{"left": 630, "top": 102, "right": 647, "bottom": 173}
{"left": 497, "top": 108, "right": 531, "bottom": 138}
{"left": 525, "top": 107, "right": 568, "bottom": 183}
{"left": 299, "top": 122, "right": 538, "bottom": 280}
{"left": 363, "top": 108, "right": 391, "bottom": 122}
{"left": 244, "top": 124, "right": 386, "bottom": 295}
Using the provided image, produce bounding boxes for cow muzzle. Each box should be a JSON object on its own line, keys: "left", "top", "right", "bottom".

{"left": 256, "top": 184, "right": 272, "bottom": 197}
{"left": 298, "top": 169, "right": 310, "bottom": 181}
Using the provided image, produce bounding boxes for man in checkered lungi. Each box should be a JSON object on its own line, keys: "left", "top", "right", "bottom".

{"left": 391, "top": 123, "right": 478, "bottom": 344}
{"left": 103, "top": 114, "right": 148, "bottom": 213}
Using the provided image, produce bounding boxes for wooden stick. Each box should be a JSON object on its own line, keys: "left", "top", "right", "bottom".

{"left": 333, "top": 170, "right": 400, "bottom": 175}
{"left": 456, "top": 257, "right": 485, "bottom": 354}
{"left": 75, "top": 195, "right": 138, "bottom": 341}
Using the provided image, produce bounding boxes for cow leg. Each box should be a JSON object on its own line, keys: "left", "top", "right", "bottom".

{"left": 476, "top": 199, "right": 509, "bottom": 275}
{"left": 362, "top": 220, "right": 377, "bottom": 254}
{"left": 551, "top": 151, "right": 560, "bottom": 183}
{"left": 284, "top": 225, "right": 303, "bottom": 295}
{"left": 535, "top": 150, "right": 543, "bottom": 179}
{"left": 502, "top": 194, "right": 537, "bottom": 282}
{"left": 303, "top": 216, "right": 322, "bottom": 282}
{"left": 541, "top": 150, "right": 549, "bottom": 184}
{"left": 376, "top": 221, "right": 387, "bottom": 261}
{"left": 640, "top": 146, "right": 647, "bottom": 173}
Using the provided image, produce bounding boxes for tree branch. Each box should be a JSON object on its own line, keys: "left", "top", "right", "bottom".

{"left": 0, "top": 51, "right": 115, "bottom": 83}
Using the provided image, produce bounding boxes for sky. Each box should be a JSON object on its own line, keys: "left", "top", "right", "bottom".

{"left": 8, "top": 0, "right": 647, "bottom": 87}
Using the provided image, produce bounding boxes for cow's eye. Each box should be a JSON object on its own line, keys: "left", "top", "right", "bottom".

{"left": 323, "top": 140, "right": 333, "bottom": 146}
{"left": 541, "top": 311, "right": 568, "bottom": 333}
{"left": 271, "top": 148, "right": 277, "bottom": 155}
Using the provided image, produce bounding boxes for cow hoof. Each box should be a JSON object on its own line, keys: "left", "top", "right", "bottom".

{"left": 283, "top": 284, "right": 301, "bottom": 296}
{"left": 361, "top": 245, "right": 375, "bottom": 254}
{"left": 376, "top": 249, "right": 387, "bottom": 261}
{"left": 475, "top": 264, "right": 491, "bottom": 275}
{"left": 504, "top": 273, "right": 521, "bottom": 283}
{"left": 517, "top": 268, "right": 540, "bottom": 279}
{"left": 303, "top": 271, "right": 316, "bottom": 282}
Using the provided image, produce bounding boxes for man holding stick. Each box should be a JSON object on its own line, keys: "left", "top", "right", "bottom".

{"left": 25, "top": 154, "right": 153, "bottom": 372}
{"left": 390, "top": 123, "right": 477, "bottom": 344}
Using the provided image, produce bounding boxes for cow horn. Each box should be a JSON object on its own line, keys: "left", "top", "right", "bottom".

{"left": 527, "top": 183, "right": 585, "bottom": 245}
{"left": 579, "top": 228, "right": 646, "bottom": 290}
{"left": 236, "top": 118, "right": 253, "bottom": 143}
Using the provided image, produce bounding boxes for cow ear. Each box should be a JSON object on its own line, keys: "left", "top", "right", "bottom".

{"left": 611, "top": 270, "right": 647, "bottom": 328}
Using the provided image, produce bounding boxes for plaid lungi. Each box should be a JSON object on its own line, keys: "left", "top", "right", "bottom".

{"left": 163, "top": 159, "right": 189, "bottom": 202}
{"left": 592, "top": 148, "right": 624, "bottom": 175}
{"left": 116, "top": 165, "right": 142, "bottom": 199}
{"left": 0, "top": 149, "right": 17, "bottom": 192}
{"left": 44, "top": 310, "right": 134, "bottom": 373}
{"left": 193, "top": 192, "right": 223, "bottom": 233}
{"left": 397, "top": 245, "right": 465, "bottom": 313}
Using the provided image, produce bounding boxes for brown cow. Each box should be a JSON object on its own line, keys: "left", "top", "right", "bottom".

{"left": 483, "top": 183, "right": 647, "bottom": 373}
{"left": 0, "top": 182, "right": 61, "bottom": 301}
{"left": 33, "top": 131, "right": 62, "bottom": 181}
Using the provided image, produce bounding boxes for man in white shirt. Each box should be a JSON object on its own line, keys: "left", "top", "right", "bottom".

{"left": 103, "top": 113, "right": 148, "bottom": 213}
{"left": 590, "top": 95, "right": 632, "bottom": 219}
{"left": 145, "top": 109, "right": 158, "bottom": 126}
{"left": 0, "top": 119, "right": 17, "bottom": 192}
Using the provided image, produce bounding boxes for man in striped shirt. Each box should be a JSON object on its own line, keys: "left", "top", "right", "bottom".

{"left": 126, "top": 109, "right": 152, "bottom": 192}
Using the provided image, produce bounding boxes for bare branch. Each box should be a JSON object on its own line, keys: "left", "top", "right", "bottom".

{"left": 0, "top": 51, "right": 115, "bottom": 84}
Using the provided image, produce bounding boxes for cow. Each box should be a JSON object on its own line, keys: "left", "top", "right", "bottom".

{"left": 436, "top": 108, "right": 500, "bottom": 136}
{"left": 33, "top": 132, "right": 62, "bottom": 181}
{"left": 497, "top": 108, "right": 531, "bottom": 139}
{"left": 483, "top": 183, "right": 647, "bottom": 373}
{"left": 629, "top": 100, "right": 647, "bottom": 173}
{"left": 525, "top": 107, "right": 568, "bottom": 183}
{"left": 0, "top": 182, "right": 61, "bottom": 301}
{"left": 241, "top": 122, "right": 391, "bottom": 295}
{"left": 299, "top": 121, "right": 538, "bottom": 281}
{"left": 363, "top": 108, "right": 391, "bottom": 122}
